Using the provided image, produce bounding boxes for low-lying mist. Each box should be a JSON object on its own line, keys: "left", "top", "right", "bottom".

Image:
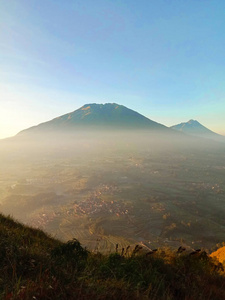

{"left": 0, "top": 129, "right": 225, "bottom": 251}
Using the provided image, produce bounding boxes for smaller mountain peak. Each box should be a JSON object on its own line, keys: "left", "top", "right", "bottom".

{"left": 170, "top": 119, "right": 224, "bottom": 142}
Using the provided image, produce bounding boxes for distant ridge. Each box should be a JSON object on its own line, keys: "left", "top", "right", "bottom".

{"left": 170, "top": 119, "right": 225, "bottom": 142}
{"left": 18, "top": 103, "right": 169, "bottom": 135}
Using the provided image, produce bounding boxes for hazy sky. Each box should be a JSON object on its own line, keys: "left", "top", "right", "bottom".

{"left": 1, "top": 0, "right": 225, "bottom": 139}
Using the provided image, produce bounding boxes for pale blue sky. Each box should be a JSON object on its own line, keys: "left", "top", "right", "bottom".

{"left": 0, "top": 0, "right": 225, "bottom": 138}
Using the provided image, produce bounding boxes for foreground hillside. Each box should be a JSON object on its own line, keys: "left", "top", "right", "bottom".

{"left": 0, "top": 214, "right": 225, "bottom": 299}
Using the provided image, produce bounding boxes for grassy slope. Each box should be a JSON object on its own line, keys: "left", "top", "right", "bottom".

{"left": 0, "top": 213, "right": 225, "bottom": 300}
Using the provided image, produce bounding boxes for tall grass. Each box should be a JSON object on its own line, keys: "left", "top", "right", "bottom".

{"left": 0, "top": 213, "right": 225, "bottom": 299}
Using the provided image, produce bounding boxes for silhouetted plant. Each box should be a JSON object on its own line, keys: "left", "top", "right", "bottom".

{"left": 51, "top": 238, "right": 89, "bottom": 263}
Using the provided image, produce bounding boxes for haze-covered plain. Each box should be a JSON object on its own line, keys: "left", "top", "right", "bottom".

{"left": 1, "top": 127, "right": 225, "bottom": 252}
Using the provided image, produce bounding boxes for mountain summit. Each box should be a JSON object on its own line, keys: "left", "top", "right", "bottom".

{"left": 18, "top": 103, "right": 168, "bottom": 135}
{"left": 170, "top": 119, "right": 224, "bottom": 142}
{"left": 171, "top": 119, "right": 215, "bottom": 135}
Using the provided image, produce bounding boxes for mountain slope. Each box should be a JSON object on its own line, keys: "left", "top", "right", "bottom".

{"left": 170, "top": 119, "right": 224, "bottom": 142}
{"left": 18, "top": 103, "right": 169, "bottom": 135}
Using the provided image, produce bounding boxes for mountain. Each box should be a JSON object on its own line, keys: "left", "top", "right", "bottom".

{"left": 18, "top": 103, "right": 169, "bottom": 135}
{"left": 170, "top": 119, "right": 225, "bottom": 142}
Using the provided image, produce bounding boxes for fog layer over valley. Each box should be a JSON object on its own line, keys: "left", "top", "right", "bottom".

{"left": 1, "top": 126, "right": 225, "bottom": 252}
